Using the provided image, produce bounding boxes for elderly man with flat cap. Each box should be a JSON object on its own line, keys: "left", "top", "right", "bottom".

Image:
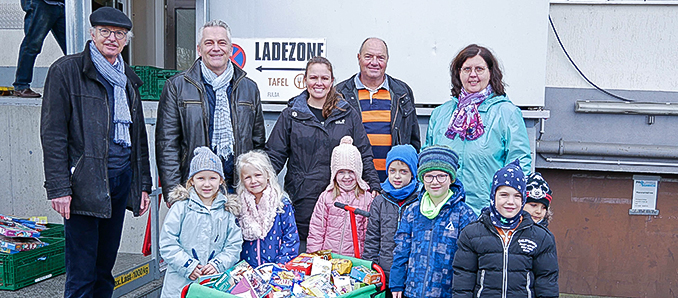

{"left": 40, "top": 7, "right": 152, "bottom": 297}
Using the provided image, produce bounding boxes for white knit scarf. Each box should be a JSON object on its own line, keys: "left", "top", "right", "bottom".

{"left": 237, "top": 186, "right": 280, "bottom": 241}
{"left": 201, "top": 60, "right": 234, "bottom": 159}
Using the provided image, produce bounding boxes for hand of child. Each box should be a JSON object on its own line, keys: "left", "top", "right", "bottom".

{"left": 189, "top": 264, "right": 203, "bottom": 280}
{"left": 201, "top": 264, "right": 217, "bottom": 275}
{"left": 392, "top": 291, "right": 402, "bottom": 298}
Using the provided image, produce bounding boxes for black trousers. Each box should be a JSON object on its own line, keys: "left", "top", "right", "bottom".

{"left": 64, "top": 166, "right": 131, "bottom": 298}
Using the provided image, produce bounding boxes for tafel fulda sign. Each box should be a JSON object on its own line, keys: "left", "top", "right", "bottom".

{"left": 231, "top": 38, "right": 326, "bottom": 102}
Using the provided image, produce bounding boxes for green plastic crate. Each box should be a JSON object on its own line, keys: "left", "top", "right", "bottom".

{"left": 131, "top": 66, "right": 181, "bottom": 101}
{"left": 39, "top": 223, "right": 64, "bottom": 238}
{"left": 0, "top": 237, "right": 65, "bottom": 290}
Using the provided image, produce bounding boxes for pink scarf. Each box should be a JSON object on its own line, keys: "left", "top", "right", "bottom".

{"left": 238, "top": 186, "right": 280, "bottom": 241}
{"left": 445, "top": 85, "right": 493, "bottom": 141}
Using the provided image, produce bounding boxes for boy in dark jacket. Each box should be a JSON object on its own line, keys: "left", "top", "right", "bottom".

{"left": 364, "top": 144, "right": 420, "bottom": 293}
{"left": 453, "top": 160, "right": 559, "bottom": 298}
{"left": 390, "top": 145, "right": 476, "bottom": 298}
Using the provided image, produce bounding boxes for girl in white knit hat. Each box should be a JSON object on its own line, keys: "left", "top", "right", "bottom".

{"left": 306, "top": 136, "right": 375, "bottom": 256}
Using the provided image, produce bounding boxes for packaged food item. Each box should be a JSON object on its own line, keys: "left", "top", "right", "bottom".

{"left": 0, "top": 214, "right": 47, "bottom": 231}
{"left": 332, "top": 276, "right": 353, "bottom": 295}
{"left": 0, "top": 219, "right": 40, "bottom": 238}
{"left": 214, "top": 260, "right": 271, "bottom": 297}
{"left": 349, "top": 265, "right": 381, "bottom": 285}
{"left": 310, "top": 257, "right": 331, "bottom": 279}
{"left": 308, "top": 249, "right": 332, "bottom": 261}
{"left": 300, "top": 274, "right": 336, "bottom": 297}
{"left": 269, "top": 266, "right": 298, "bottom": 292}
{"left": 329, "top": 258, "right": 352, "bottom": 275}
{"left": 285, "top": 253, "right": 315, "bottom": 275}
{"left": 255, "top": 263, "right": 277, "bottom": 282}
{"left": 0, "top": 235, "right": 46, "bottom": 252}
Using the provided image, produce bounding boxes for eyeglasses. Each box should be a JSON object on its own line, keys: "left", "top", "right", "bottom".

{"left": 423, "top": 173, "right": 449, "bottom": 183}
{"left": 98, "top": 28, "right": 128, "bottom": 40}
{"left": 461, "top": 66, "right": 487, "bottom": 75}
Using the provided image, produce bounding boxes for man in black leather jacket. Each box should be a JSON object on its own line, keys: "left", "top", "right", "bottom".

{"left": 40, "top": 7, "right": 152, "bottom": 297}
{"left": 156, "top": 20, "right": 265, "bottom": 202}
{"left": 336, "top": 37, "right": 420, "bottom": 182}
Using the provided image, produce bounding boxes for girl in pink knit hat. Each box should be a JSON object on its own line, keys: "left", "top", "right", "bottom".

{"left": 306, "top": 136, "right": 375, "bottom": 256}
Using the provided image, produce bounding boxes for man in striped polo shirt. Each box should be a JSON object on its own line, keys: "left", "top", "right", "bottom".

{"left": 337, "top": 38, "right": 421, "bottom": 182}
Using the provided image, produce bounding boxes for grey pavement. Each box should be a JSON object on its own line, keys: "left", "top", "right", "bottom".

{"left": 0, "top": 253, "right": 163, "bottom": 298}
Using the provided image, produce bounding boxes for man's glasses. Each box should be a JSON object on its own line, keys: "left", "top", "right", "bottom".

{"left": 98, "top": 28, "right": 128, "bottom": 40}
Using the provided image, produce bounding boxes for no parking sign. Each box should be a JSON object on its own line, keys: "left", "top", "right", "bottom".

{"left": 231, "top": 38, "right": 326, "bottom": 102}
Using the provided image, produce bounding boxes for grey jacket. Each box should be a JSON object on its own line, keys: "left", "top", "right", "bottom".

{"left": 336, "top": 74, "right": 421, "bottom": 151}
{"left": 363, "top": 189, "right": 420, "bottom": 283}
{"left": 156, "top": 59, "right": 265, "bottom": 200}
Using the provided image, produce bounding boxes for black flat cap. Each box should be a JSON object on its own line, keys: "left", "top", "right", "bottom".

{"left": 90, "top": 7, "right": 132, "bottom": 30}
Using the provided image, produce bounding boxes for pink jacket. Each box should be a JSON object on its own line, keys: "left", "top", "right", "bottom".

{"left": 306, "top": 188, "right": 374, "bottom": 256}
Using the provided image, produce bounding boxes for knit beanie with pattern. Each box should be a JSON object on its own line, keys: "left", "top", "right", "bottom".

{"left": 417, "top": 145, "right": 459, "bottom": 182}
{"left": 526, "top": 172, "right": 552, "bottom": 208}
{"left": 487, "top": 159, "right": 526, "bottom": 230}
{"left": 189, "top": 146, "right": 224, "bottom": 180}
{"left": 329, "top": 136, "right": 369, "bottom": 191}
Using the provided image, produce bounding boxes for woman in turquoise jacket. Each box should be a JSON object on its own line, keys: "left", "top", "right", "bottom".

{"left": 425, "top": 44, "right": 531, "bottom": 216}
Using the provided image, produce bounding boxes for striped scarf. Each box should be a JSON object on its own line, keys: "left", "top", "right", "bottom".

{"left": 89, "top": 41, "right": 132, "bottom": 147}
{"left": 201, "top": 60, "right": 234, "bottom": 159}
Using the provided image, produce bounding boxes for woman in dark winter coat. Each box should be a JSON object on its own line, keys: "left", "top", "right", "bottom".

{"left": 453, "top": 160, "right": 559, "bottom": 298}
{"left": 266, "top": 57, "right": 381, "bottom": 243}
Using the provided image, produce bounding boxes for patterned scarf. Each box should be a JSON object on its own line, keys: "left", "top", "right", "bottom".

{"left": 89, "top": 41, "right": 132, "bottom": 148}
{"left": 237, "top": 186, "right": 281, "bottom": 241}
{"left": 201, "top": 60, "right": 234, "bottom": 160}
{"left": 445, "top": 85, "right": 494, "bottom": 141}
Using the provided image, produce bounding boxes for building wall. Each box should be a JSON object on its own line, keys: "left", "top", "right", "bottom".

{"left": 543, "top": 3, "right": 678, "bottom": 297}
{"left": 544, "top": 169, "right": 678, "bottom": 297}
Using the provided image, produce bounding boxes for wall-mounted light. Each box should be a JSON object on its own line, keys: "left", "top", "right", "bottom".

{"left": 575, "top": 101, "right": 678, "bottom": 115}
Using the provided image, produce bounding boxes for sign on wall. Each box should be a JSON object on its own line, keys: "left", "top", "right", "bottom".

{"left": 629, "top": 175, "right": 660, "bottom": 216}
{"left": 231, "top": 38, "right": 326, "bottom": 102}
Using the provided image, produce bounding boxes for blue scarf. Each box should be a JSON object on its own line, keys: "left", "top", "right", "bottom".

{"left": 89, "top": 41, "right": 132, "bottom": 148}
{"left": 380, "top": 179, "right": 420, "bottom": 202}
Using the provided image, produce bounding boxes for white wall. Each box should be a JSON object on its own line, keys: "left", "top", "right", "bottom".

{"left": 211, "top": 0, "right": 550, "bottom": 107}
{"left": 546, "top": 3, "right": 678, "bottom": 92}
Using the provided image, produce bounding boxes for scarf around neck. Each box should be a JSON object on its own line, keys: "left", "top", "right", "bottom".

{"left": 445, "top": 85, "right": 494, "bottom": 141}
{"left": 201, "top": 60, "right": 235, "bottom": 160}
{"left": 420, "top": 189, "right": 453, "bottom": 220}
{"left": 237, "top": 186, "right": 280, "bottom": 241}
{"left": 89, "top": 41, "right": 132, "bottom": 148}
{"left": 380, "top": 179, "right": 419, "bottom": 202}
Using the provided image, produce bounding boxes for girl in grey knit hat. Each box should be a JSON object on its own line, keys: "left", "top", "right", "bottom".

{"left": 159, "top": 147, "right": 242, "bottom": 298}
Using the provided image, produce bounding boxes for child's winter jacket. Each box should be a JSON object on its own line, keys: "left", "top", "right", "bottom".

{"left": 389, "top": 178, "right": 476, "bottom": 298}
{"left": 363, "top": 190, "right": 419, "bottom": 283}
{"left": 453, "top": 210, "right": 559, "bottom": 298}
{"left": 306, "top": 188, "right": 374, "bottom": 256}
{"left": 240, "top": 197, "right": 300, "bottom": 267}
{"left": 159, "top": 187, "right": 242, "bottom": 298}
